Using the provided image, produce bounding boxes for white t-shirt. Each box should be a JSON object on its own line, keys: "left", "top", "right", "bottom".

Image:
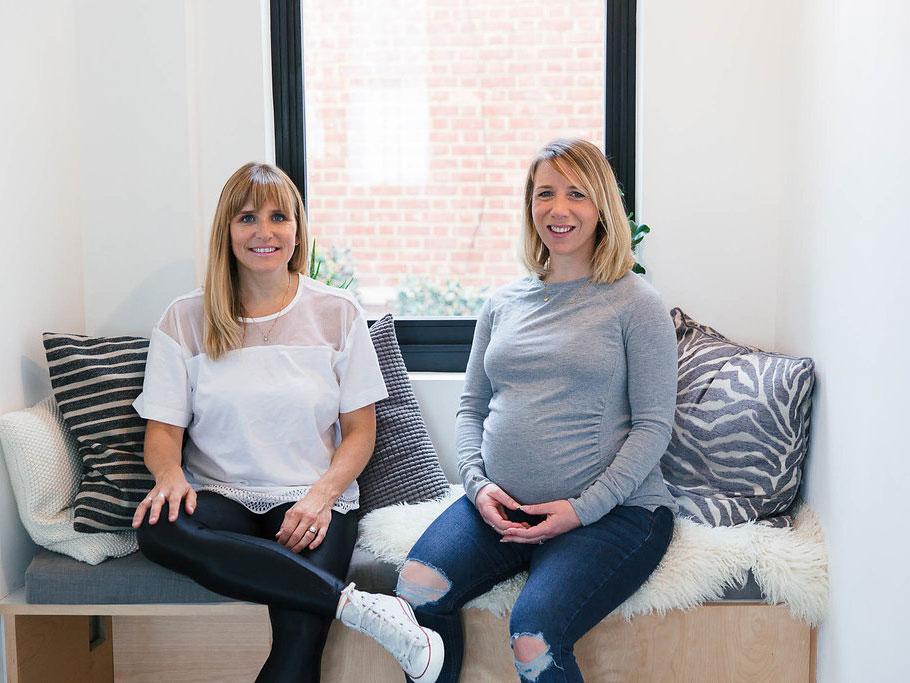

{"left": 133, "top": 274, "right": 389, "bottom": 513}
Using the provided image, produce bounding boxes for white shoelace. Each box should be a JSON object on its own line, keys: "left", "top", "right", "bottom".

{"left": 340, "top": 585, "right": 426, "bottom": 670}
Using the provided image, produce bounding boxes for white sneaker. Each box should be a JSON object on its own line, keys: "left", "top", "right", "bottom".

{"left": 337, "top": 583, "right": 444, "bottom": 682}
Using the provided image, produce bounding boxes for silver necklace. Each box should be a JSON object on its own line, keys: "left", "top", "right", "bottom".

{"left": 542, "top": 276, "right": 593, "bottom": 305}
{"left": 245, "top": 274, "right": 292, "bottom": 344}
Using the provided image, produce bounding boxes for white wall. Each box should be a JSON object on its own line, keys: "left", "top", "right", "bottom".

{"left": 0, "top": 1, "right": 273, "bottom": 675}
{"left": 641, "top": 2, "right": 910, "bottom": 679}
{"left": 0, "top": 0, "right": 83, "bottom": 675}
{"left": 75, "top": 0, "right": 274, "bottom": 337}
{"left": 638, "top": 1, "right": 788, "bottom": 350}
{"left": 411, "top": 374, "right": 463, "bottom": 481}
{"left": 74, "top": 0, "right": 198, "bottom": 336}
{"left": 0, "top": 2, "right": 84, "bottom": 418}
{"left": 776, "top": 2, "right": 910, "bottom": 681}
{"left": 0, "top": 0, "right": 274, "bottom": 582}
{"left": 0, "top": 0, "right": 274, "bottom": 572}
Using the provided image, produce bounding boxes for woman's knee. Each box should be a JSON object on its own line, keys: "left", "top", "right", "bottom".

{"left": 396, "top": 559, "right": 452, "bottom": 611}
{"left": 508, "top": 609, "right": 563, "bottom": 681}
{"left": 510, "top": 632, "right": 554, "bottom": 682}
{"left": 136, "top": 507, "right": 194, "bottom": 562}
{"left": 137, "top": 516, "right": 163, "bottom": 552}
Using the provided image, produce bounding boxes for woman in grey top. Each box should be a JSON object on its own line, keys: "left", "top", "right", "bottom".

{"left": 396, "top": 139, "right": 678, "bottom": 682}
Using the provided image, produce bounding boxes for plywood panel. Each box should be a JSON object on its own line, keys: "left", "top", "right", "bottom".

{"left": 10, "top": 615, "right": 112, "bottom": 683}
{"left": 111, "top": 615, "right": 406, "bottom": 682}
{"left": 90, "top": 617, "right": 114, "bottom": 683}
{"left": 321, "top": 622, "right": 407, "bottom": 681}
{"left": 107, "top": 604, "right": 810, "bottom": 682}
{"left": 112, "top": 614, "right": 270, "bottom": 683}
{"left": 810, "top": 627, "right": 818, "bottom": 682}
{"left": 4, "top": 615, "right": 19, "bottom": 683}
{"left": 461, "top": 605, "right": 811, "bottom": 683}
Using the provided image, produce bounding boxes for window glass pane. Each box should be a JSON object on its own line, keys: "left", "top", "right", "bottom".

{"left": 302, "top": 0, "right": 605, "bottom": 317}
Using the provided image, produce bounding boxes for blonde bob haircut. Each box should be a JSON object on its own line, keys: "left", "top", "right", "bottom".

{"left": 520, "top": 139, "right": 634, "bottom": 284}
{"left": 203, "top": 162, "right": 308, "bottom": 359}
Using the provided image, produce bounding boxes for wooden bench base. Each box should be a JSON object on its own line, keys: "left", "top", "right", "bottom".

{"left": 3, "top": 601, "right": 815, "bottom": 682}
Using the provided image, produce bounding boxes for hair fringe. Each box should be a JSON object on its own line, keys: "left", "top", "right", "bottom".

{"left": 203, "top": 163, "right": 308, "bottom": 359}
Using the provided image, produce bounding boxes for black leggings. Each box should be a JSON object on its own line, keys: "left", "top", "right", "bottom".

{"left": 137, "top": 491, "right": 358, "bottom": 683}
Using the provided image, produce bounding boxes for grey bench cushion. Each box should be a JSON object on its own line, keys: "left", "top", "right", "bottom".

{"left": 25, "top": 548, "right": 764, "bottom": 605}
{"left": 25, "top": 547, "right": 399, "bottom": 604}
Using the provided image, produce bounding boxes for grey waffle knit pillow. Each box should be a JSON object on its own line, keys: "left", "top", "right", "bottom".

{"left": 661, "top": 309, "right": 815, "bottom": 527}
{"left": 358, "top": 315, "right": 450, "bottom": 514}
{"left": 43, "top": 333, "right": 154, "bottom": 532}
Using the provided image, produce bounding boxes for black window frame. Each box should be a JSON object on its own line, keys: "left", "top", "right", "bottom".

{"left": 270, "top": 0, "right": 636, "bottom": 371}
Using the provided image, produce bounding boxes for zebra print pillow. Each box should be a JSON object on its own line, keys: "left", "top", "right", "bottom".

{"left": 661, "top": 309, "right": 815, "bottom": 527}
{"left": 43, "top": 333, "right": 153, "bottom": 532}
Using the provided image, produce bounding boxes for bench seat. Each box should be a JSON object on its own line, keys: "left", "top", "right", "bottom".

{"left": 23, "top": 547, "right": 399, "bottom": 605}
{"left": 24, "top": 546, "right": 764, "bottom": 605}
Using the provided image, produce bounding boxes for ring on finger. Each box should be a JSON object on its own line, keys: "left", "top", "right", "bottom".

{"left": 156, "top": 492, "right": 166, "bottom": 499}
{"left": 306, "top": 526, "right": 318, "bottom": 535}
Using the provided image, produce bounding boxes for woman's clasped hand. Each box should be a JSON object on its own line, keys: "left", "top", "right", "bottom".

{"left": 501, "top": 499, "right": 582, "bottom": 544}
{"left": 473, "top": 483, "right": 525, "bottom": 532}
{"left": 474, "top": 483, "right": 582, "bottom": 543}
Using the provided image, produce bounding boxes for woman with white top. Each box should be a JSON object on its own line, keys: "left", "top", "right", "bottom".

{"left": 132, "top": 163, "right": 444, "bottom": 683}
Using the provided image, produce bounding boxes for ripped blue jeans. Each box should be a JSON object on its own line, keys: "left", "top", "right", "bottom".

{"left": 397, "top": 495, "right": 674, "bottom": 682}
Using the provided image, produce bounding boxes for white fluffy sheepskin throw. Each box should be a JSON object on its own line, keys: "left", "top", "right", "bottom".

{"left": 357, "top": 486, "right": 828, "bottom": 626}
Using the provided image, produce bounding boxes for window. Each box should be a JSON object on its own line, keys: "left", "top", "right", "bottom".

{"left": 270, "top": 0, "right": 636, "bottom": 370}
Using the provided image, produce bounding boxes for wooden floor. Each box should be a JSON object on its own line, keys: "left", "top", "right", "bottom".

{"left": 3, "top": 603, "right": 814, "bottom": 682}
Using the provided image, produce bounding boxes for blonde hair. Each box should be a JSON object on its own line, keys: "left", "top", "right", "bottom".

{"left": 520, "top": 139, "right": 634, "bottom": 284}
{"left": 203, "top": 162, "right": 308, "bottom": 359}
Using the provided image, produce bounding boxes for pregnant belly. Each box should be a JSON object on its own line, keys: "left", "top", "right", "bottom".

{"left": 481, "top": 424, "right": 599, "bottom": 505}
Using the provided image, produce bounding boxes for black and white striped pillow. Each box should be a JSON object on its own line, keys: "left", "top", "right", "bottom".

{"left": 42, "top": 333, "right": 153, "bottom": 532}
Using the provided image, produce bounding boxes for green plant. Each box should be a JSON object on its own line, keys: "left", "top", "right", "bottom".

{"left": 395, "top": 277, "right": 489, "bottom": 316}
{"left": 629, "top": 213, "right": 651, "bottom": 275}
{"left": 618, "top": 185, "right": 652, "bottom": 274}
{"left": 308, "top": 239, "right": 357, "bottom": 292}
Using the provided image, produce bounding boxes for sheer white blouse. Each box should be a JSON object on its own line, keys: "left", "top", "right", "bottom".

{"left": 133, "top": 275, "right": 388, "bottom": 513}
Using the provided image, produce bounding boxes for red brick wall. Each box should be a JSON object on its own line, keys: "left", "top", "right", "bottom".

{"left": 302, "top": 0, "right": 605, "bottom": 313}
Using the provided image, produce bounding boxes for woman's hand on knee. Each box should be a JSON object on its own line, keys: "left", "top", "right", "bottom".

{"left": 500, "top": 499, "right": 581, "bottom": 544}
{"left": 276, "top": 492, "right": 333, "bottom": 552}
{"left": 131, "top": 468, "right": 196, "bottom": 528}
{"left": 475, "top": 484, "right": 528, "bottom": 534}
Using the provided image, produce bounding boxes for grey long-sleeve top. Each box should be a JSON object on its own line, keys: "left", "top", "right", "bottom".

{"left": 456, "top": 272, "right": 679, "bottom": 526}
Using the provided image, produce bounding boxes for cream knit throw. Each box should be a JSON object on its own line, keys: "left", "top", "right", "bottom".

{"left": 357, "top": 486, "right": 828, "bottom": 626}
